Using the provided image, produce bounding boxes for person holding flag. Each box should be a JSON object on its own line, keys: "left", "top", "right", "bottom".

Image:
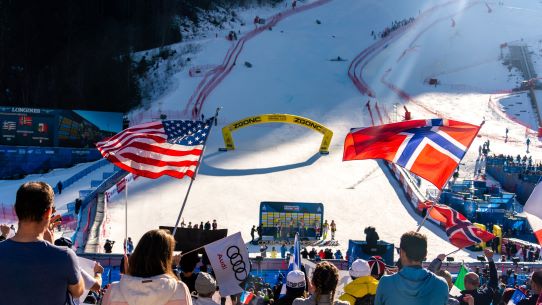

{"left": 515, "top": 271, "right": 542, "bottom": 305}
{"left": 275, "top": 270, "right": 307, "bottom": 305}
{"left": 456, "top": 248, "right": 497, "bottom": 305}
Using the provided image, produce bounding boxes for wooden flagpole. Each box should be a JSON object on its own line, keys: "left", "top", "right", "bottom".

{"left": 172, "top": 107, "right": 221, "bottom": 236}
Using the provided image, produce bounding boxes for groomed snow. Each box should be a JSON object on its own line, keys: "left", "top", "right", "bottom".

{"left": 3, "top": 0, "right": 542, "bottom": 262}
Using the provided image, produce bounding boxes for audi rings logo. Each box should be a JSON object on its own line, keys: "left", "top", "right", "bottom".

{"left": 226, "top": 246, "right": 248, "bottom": 281}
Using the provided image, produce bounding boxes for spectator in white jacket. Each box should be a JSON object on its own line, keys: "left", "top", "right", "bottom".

{"left": 102, "top": 229, "right": 191, "bottom": 305}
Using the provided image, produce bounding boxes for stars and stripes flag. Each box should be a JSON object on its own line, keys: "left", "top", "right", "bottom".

{"left": 2, "top": 121, "right": 16, "bottom": 131}
{"left": 419, "top": 201, "right": 495, "bottom": 248}
{"left": 96, "top": 119, "right": 213, "bottom": 179}
{"left": 343, "top": 119, "right": 482, "bottom": 189}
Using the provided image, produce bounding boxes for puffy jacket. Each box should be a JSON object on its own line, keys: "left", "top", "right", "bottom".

{"left": 339, "top": 276, "right": 378, "bottom": 305}
{"left": 375, "top": 266, "right": 448, "bottom": 305}
{"left": 102, "top": 274, "right": 192, "bottom": 305}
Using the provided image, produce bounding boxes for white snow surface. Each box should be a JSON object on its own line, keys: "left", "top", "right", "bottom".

{"left": 4, "top": 0, "right": 542, "bottom": 262}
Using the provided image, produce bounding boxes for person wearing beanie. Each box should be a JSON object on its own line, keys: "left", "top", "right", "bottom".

{"left": 339, "top": 259, "right": 378, "bottom": 305}
{"left": 192, "top": 272, "right": 219, "bottom": 305}
{"left": 275, "top": 270, "right": 307, "bottom": 305}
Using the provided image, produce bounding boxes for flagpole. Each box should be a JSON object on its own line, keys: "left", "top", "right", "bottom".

{"left": 172, "top": 107, "right": 221, "bottom": 236}
{"left": 124, "top": 178, "right": 128, "bottom": 254}
{"left": 446, "top": 248, "right": 461, "bottom": 256}
{"left": 416, "top": 203, "right": 435, "bottom": 233}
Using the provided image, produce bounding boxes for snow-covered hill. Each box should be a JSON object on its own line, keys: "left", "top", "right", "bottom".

{"left": 4, "top": 0, "right": 542, "bottom": 262}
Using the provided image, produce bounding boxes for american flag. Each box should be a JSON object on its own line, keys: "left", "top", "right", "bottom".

{"left": 96, "top": 119, "right": 213, "bottom": 179}
{"left": 2, "top": 121, "right": 16, "bottom": 131}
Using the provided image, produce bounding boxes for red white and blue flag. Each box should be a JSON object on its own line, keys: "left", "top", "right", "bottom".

{"left": 96, "top": 119, "right": 213, "bottom": 179}
{"left": 420, "top": 201, "right": 495, "bottom": 248}
{"left": 343, "top": 119, "right": 481, "bottom": 189}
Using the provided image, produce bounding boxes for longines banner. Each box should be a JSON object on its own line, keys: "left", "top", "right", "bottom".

{"left": 204, "top": 232, "right": 250, "bottom": 296}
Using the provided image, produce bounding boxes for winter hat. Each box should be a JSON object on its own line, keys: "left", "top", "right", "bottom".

{"left": 368, "top": 256, "right": 386, "bottom": 278}
{"left": 286, "top": 270, "right": 306, "bottom": 288}
{"left": 349, "top": 259, "right": 371, "bottom": 278}
{"left": 195, "top": 272, "right": 217, "bottom": 296}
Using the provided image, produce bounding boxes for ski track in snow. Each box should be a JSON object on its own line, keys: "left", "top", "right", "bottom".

{"left": 2, "top": 0, "right": 542, "bottom": 262}
{"left": 90, "top": 0, "right": 542, "bottom": 259}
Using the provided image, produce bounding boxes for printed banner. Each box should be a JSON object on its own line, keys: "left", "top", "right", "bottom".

{"left": 104, "top": 173, "right": 138, "bottom": 203}
{"left": 204, "top": 232, "right": 250, "bottom": 296}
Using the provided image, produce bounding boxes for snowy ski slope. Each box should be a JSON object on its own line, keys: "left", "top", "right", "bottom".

{"left": 3, "top": 0, "right": 542, "bottom": 261}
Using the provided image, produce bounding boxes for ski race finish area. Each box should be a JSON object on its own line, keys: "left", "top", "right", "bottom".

{"left": 221, "top": 114, "right": 333, "bottom": 154}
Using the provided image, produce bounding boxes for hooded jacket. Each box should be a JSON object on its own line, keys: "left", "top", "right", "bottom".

{"left": 339, "top": 276, "right": 378, "bottom": 305}
{"left": 102, "top": 274, "right": 192, "bottom": 305}
{"left": 374, "top": 266, "right": 448, "bottom": 305}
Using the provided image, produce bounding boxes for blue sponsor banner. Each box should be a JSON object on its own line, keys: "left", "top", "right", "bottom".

{"left": 0, "top": 145, "right": 101, "bottom": 179}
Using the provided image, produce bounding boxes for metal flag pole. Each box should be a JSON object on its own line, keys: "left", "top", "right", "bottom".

{"left": 416, "top": 192, "right": 440, "bottom": 233}
{"left": 172, "top": 107, "right": 221, "bottom": 236}
{"left": 124, "top": 178, "right": 128, "bottom": 254}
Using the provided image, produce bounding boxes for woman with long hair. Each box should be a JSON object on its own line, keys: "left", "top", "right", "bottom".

{"left": 102, "top": 229, "right": 191, "bottom": 305}
{"left": 292, "top": 261, "right": 349, "bottom": 305}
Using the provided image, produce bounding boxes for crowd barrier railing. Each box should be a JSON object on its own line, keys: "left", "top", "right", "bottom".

{"left": 72, "top": 168, "right": 128, "bottom": 253}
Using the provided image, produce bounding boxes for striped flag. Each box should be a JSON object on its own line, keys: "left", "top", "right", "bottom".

{"left": 96, "top": 119, "right": 213, "bottom": 179}
{"left": 523, "top": 181, "right": 542, "bottom": 246}
{"left": 240, "top": 291, "right": 255, "bottom": 305}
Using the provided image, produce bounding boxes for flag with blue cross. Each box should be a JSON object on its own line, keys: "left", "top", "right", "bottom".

{"left": 343, "top": 118, "right": 482, "bottom": 189}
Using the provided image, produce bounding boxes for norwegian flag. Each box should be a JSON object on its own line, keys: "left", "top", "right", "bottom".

{"left": 19, "top": 115, "right": 32, "bottom": 126}
{"left": 343, "top": 119, "right": 481, "bottom": 189}
{"left": 419, "top": 201, "right": 495, "bottom": 248}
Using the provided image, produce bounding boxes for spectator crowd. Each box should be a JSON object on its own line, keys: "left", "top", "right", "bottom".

{"left": 4, "top": 181, "right": 542, "bottom": 305}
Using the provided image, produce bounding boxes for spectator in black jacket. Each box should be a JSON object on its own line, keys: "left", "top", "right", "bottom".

{"left": 458, "top": 248, "right": 497, "bottom": 305}
{"left": 275, "top": 270, "right": 306, "bottom": 305}
{"left": 517, "top": 270, "right": 542, "bottom": 305}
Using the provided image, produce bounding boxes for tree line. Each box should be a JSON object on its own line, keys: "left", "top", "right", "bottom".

{"left": 0, "top": 0, "right": 281, "bottom": 113}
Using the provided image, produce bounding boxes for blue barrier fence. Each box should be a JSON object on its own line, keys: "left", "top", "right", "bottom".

{"left": 53, "top": 159, "right": 109, "bottom": 195}
{"left": 0, "top": 145, "right": 102, "bottom": 179}
{"left": 72, "top": 168, "right": 128, "bottom": 252}
{"left": 486, "top": 164, "right": 538, "bottom": 204}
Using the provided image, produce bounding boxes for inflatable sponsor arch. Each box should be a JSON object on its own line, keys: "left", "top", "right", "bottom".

{"left": 221, "top": 114, "right": 333, "bottom": 154}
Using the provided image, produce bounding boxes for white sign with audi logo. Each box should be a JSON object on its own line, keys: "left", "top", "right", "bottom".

{"left": 204, "top": 232, "right": 251, "bottom": 296}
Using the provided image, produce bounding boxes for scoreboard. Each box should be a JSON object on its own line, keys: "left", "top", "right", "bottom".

{"left": 259, "top": 201, "right": 324, "bottom": 238}
{"left": 0, "top": 107, "right": 56, "bottom": 146}
{"left": 0, "top": 107, "right": 121, "bottom": 148}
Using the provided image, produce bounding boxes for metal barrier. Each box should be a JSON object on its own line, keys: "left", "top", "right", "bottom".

{"left": 72, "top": 169, "right": 128, "bottom": 253}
